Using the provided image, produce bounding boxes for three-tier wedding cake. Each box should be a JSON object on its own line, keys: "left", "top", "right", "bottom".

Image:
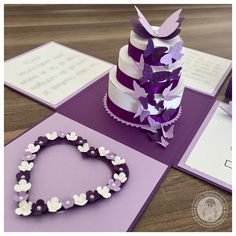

{"left": 104, "top": 6, "right": 185, "bottom": 147}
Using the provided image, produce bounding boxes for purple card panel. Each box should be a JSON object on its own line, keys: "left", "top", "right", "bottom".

{"left": 57, "top": 74, "right": 215, "bottom": 166}
{"left": 5, "top": 113, "right": 168, "bottom": 232}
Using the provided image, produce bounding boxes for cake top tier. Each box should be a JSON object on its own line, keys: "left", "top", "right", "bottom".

{"left": 129, "top": 6, "right": 183, "bottom": 40}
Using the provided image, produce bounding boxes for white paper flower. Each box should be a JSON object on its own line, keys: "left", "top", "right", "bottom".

{"left": 78, "top": 143, "right": 90, "bottom": 152}
{"left": 97, "top": 186, "right": 111, "bottom": 199}
{"left": 18, "top": 161, "right": 34, "bottom": 172}
{"left": 114, "top": 172, "right": 127, "bottom": 183}
{"left": 25, "top": 144, "right": 40, "bottom": 153}
{"left": 111, "top": 156, "right": 126, "bottom": 166}
{"left": 14, "top": 179, "right": 31, "bottom": 192}
{"left": 46, "top": 132, "right": 58, "bottom": 140}
{"left": 73, "top": 193, "right": 88, "bottom": 206}
{"left": 66, "top": 132, "right": 78, "bottom": 141}
{"left": 98, "top": 147, "right": 110, "bottom": 156}
{"left": 47, "top": 197, "right": 62, "bottom": 212}
{"left": 15, "top": 200, "right": 32, "bottom": 216}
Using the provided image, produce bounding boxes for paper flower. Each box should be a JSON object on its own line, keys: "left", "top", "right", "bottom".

{"left": 58, "top": 131, "right": 66, "bottom": 138}
{"left": 16, "top": 171, "right": 30, "bottom": 182}
{"left": 105, "top": 152, "right": 116, "bottom": 160}
{"left": 15, "top": 200, "right": 32, "bottom": 216}
{"left": 62, "top": 197, "right": 75, "bottom": 209}
{"left": 14, "top": 179, "right": 31, "bottom": 192}
{"left": 113, "top": 164, "right": 129, "bottom": 175}
{"left": 111, "top": 156, "right": 126, "bottom": 166}
{"left": 98, "top": 147, "right": 110, "bottom": 156}
{"left": 66, "top": 132, "right": 78, "bottom": 141}
{"left": 114, "top": 172, "right": 127, "bottom": 183}
{"left": 47, "top": 197, "right": 62, "bottom": 212}
{"left": 46, "top": 132, "right": 58, "bottom": 140}
{"left": 78, "top": 143, "right": 90, "bottom": 153}
{"left": 86, "top": 190, "right": 101, "bottom": 203}
{"left": 74, "top": 136, "right": 87, "bottom": 146}
{"left": 107, "top": 179, "right": 121, "bottom": 192}
{"left": 34, "top": 136, "right": 48, "bottom": 146}
{"left": 22, "top": 152, "right": 36, "bottom": 161}
{"left": 13, "top": 192, "right": 29, "bottom": 202}
{"left": 97, "top": 186, "right": 111, "bottom": 198}
{"left": 32, "top": 199, "right": 48, "bottom": 215}
{"left": 25, "top": 144, "right": 40, "bottom": 153}
{"left": 73, "top": 193, "right": 88, "bottom": 206}
{"left": 18, "top": 161, "right": 34, "bottom": 172}
{"left": 86, "top": 147, "right": 99, "bottom": 157}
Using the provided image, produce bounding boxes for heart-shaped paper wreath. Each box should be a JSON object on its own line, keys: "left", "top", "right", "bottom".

{"left": 14, "top": 131, "right": 129, "bottom": 216}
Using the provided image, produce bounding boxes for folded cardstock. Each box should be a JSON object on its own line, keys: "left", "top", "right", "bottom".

{"left": 4, "top": 42, "right": 113, "bottom": 109}
{"left": 182, "top": 47, "right": 232, "bottom": 96}
{"left": 176, "top": 101, "right": 232, "bottom": 191}
{"left": 5, "top": 113, "right": 168, "bottom": 232}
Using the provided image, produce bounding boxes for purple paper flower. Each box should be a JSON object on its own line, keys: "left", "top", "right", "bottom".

{"left": 16, "top": 171, "right": 30, "bottom": 182}
{"left": 34, "top": 136, "right": 48, "bottom": 146}
{"left": 62, "top": 197, "right": 74, "bottom": 209}
{"left": 32, "top": 199, "right": 48, "bottom": 215}
{"left": 113, "top": 164, "right": 129, "bottom": 175}
{"left": 13, "top": 192, "right": 29, "bottom": 202}
{"left": 86, "top": 190, "right": 101, "bottom": 203}
{"left": 106, "top": 152, "right": 116, "bottom": 160}
{"left": 58, "top": 131, "right": 66, "bottom": 138}
{"left": 74, "top": 136, "right": 87, "bottom": 146}
{"left": 23, "top": 152, "right": 36, "bottom": 161}
{"left": 107, "top": 179, "right": 121, "bottom": 192}
{"left": 86, "top": 147, "right": 99, "bottom": 157}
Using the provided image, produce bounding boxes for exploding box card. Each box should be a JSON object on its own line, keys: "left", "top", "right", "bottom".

{"left": 5, "top": 113, "right": 168, "bottom": 232}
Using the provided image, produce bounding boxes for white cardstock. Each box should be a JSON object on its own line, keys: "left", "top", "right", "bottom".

{"left": 4, "top": 42, "right": 113, "bottom": 108}
{"left": 182, "top": 47, "right": 232, "bottom": 96}
{"left": 185, "top": 102, "right": 232, "bottom": 185}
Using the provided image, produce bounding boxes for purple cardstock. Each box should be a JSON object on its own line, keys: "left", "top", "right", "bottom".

{"left": 57, "top": 74, "right": 215, "bottom": 167}
{"left": 4, "top": 113, "right": 168, "bottom": 232}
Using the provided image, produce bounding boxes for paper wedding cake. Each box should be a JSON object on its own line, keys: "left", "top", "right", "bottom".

{"left": 104, "top": 6, "right": 185, "bottom": 147}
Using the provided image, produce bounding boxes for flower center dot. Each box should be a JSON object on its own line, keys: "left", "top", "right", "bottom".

{"left": 21, "top": 175, "right": 25, "bottom": 179}
{"left": 36, "top": 206, "right": 42, "bottom": 211}
{"left": 119, "top": 168, "right": 124, "bottom": 172}
{"left": 90, "top": 195, "right": 95, "bottom": 200}
{"left": 39, "top": 141, "right": 43, "bottom": 144}
{"left": 19, "top": 196, "right": 23, "bottom": 200}
{"left": 112, "top": 183, "right": 116, "bottom": 187}
{"left": 66, "top": 200, "right": 70, "bottom": 205}
{"left": 79, "top": 140, "right": 83, "bottom": 144}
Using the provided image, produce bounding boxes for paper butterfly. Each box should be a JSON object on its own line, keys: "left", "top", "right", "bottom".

{"left": 160, "top": 41, "right": 183, "bottom": 69}
{"left": 134, "top": 104, "right": 150, "bottom": 122}
{"left": 148, "top": 131, "right": 169, "bottom": 148}
{"left": 162, "top": 83, "right": 180, "bottom": 101}
{"left": 143, "top": 39, "right": 168, "bottom": 61}
{"left": 129, "top": 6, "right": 183, "bottom": 39}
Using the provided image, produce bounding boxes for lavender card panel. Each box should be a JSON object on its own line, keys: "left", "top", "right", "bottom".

{"left": 57, "top": 74, "right": 215, "bottom": 167}
{"left": 5, "top": 113, "right": 169, "bottom": 232}
{"left": 173, "top": 101, "right": 232, "bottom": 192}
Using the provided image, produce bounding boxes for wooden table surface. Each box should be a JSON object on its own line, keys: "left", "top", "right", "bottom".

{"left": 4, "top": 4, "right": 232, "bottom": 232}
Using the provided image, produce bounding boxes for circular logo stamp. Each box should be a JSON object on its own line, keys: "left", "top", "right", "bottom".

{"left": 192, "top": 191, "right": 228, "bottom": 228}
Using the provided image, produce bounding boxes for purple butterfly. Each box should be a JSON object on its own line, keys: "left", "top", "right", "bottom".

{"left": 162, "top": 108, "right": 177, "bottom": 122}
{"left": 155, "top": 100, "right": 164, "bottom": 111}
{"left": 133, "top": 81, "right": 146, "bottom": 99}
{"left": 130, "top": 6, "right": 183, "bottom": 39}
{"left": 160, "top": 41, "right": 183, "bottom": 69}
{"left": 162, "top": 83, "right": 180, "bottom": 101}
{"left": 140, "top": 64, "right": 154, "bottom": 85}
{"left": 157, "top": 136, "right": 169, "bottom": 148}
{"left": 134, "top": 104, "right": 150, "bottom": 122}
{"left": 161, "top": 124, "right": 174, "bottom": 139}
{"left": 147, "top": 116, "right": 161, "bottom": 133}
{"left": 144, "top": 39, "right": 168, "bottom": 61}
{"left": 138, "top": 96, "right": 148, "bottom": 109}
{"left": 155, "top": 67, "right": 182, "bottom": 82}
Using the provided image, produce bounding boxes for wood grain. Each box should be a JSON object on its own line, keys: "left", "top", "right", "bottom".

{"left": 4, "top": 4, "right": 232, "bottom": 232}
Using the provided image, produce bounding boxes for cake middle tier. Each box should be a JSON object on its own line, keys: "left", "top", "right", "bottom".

{"left": 108, "top": 66, "right": 184, "bottom": 116}
{"left": 117, "top": 45, "right": 183, "bottom": 90}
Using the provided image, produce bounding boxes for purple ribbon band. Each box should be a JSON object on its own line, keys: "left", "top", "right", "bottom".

{"left": 107, "top": 95, "right": 179, "bottom": 125}
{"left": 128, "top": 40, "right": 168, "bottom": 66}
{"left": 116, "top": 66, "right": 179, "bottom": 94}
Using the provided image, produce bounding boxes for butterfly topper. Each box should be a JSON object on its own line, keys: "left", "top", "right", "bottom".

{"left": 129, "top": 6, "right": 183, "bottom": 40}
